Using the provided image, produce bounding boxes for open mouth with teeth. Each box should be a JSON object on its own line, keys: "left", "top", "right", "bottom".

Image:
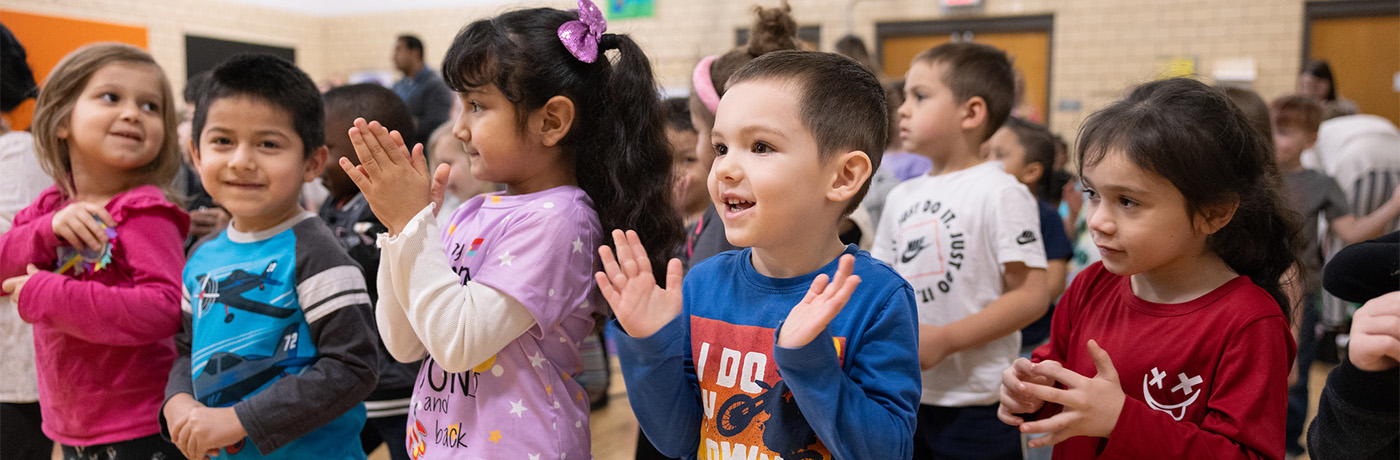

{"left": 724, "top": 198, "right": 754, "bottom": 212}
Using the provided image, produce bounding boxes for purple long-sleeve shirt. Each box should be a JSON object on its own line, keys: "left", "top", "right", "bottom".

{"left": 0, "top": 185, "right": 188, "bottom": 446}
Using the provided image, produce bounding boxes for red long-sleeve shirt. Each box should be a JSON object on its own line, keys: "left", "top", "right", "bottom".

{"left": 0, "top": 185, "right": 188, "bottom": 445}
{"left": 1032, "top": 263, "right": 1295, "bottom": 460}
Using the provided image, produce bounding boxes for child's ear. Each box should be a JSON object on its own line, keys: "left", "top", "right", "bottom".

{"left": 535, "top": 96, "right": 576, "bottom": 147}
{"left": 826, "top": 150, "right": 873, "bottom": 204}
{"left": 1195, "top": 196, "right": 1239, "bottom": 236}
{"left": 1021, "top": 162, "right": 1045, "bottom": 189}
{"left": 304, "top": 145, "right": 329, "bottom": 183}
{"left": 960, "top": 96, "right": 988, "bottom": 134}
{"left": 188, "top": 140, "right": 202, "bottom": 166}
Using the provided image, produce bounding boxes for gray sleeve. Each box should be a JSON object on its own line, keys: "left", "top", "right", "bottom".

{"left": 233, "top": 221, "right": 380, "bottom": 454}
{"left": 159, "top": 300, "right": 196, "bottom": 440}
{"left": 1320, "top": 175, "right": 1352, "bottom": 221}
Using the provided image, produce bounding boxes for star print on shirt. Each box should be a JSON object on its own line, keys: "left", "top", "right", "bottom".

{"left": 510, "top": 399, "right": 528, "bottom": 417}
{"left": 489, "top": 430, "right": 502, "bottom": 443}
{"left": 498, "top": 251, "right": 515, "bottom": 266}
{"left": 571, "top": 237, "right": 583, "bottom": 253}
{"left": 528, "top": 351, "right": 547, "bottom": 368}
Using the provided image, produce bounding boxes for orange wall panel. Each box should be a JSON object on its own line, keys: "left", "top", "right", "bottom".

{"left": 0, "top": 9, "right": 147, "bottom": 130}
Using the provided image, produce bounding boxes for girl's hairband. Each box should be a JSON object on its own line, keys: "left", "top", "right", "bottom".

{"left": 692, "top": 55, "right": 720, "bottom": 115}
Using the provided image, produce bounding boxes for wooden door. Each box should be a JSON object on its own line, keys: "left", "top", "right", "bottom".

{"left": 881, "top": 26, "right": 1050, "bottom": 124}
{"left": 1308, "top": 14, "right": 1400, "bottom": 125}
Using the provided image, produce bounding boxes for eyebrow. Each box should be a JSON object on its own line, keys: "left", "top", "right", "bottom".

{"left": 736, "top": 124, "right": 789, "bottom": 142}
{"left": 1082, "top": 177, "right": 1149, "bottom": 196}
{"left": 203, "top": 126, "right": 293, "bottom": 138}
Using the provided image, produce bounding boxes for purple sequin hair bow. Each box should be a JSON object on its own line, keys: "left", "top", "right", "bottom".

{"left": 558, "top": 0, "right": 607, "bottom": 63}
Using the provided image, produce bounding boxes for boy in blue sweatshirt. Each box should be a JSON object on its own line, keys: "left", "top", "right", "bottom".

{"left": 599, "top": 51, "right": 921, "bottom": 460}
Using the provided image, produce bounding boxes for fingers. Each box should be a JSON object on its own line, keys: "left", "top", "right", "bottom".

{"left": 613, "top": 230, "right": 640, "bottom": 279}
{"left": 366, "top": 120, "right": 404, "bottom": 166}
{"left": 409, "top": 141, "right": 428, "bottom": 176}
{"left": 625, "top": 230, "right": 654, "bottom": 277}
{"left": 1029, "top": 359, "right": 1089, "bottom": 388}
{"left": 90, "top": 206, "right": 116, "bottom": 228}
{"left": 4, "top": 275, "right": 27, "bottom": 296}
{"left": 1026, "top": 427, "right": 1069, "bottom": 448}
{"left": 25, "top": 264, "right": 37, "bottom": 275}
{"left": 347, "top": 122, "right": 382, "bottom": 178}
{"left": 597, "top": 241, "right": 623, "bottom": 282}
{"left": 339, "top": 158, "right": 371, "bottom": 188}
{"left": 664, "top": 258, "right": 684, "bottom": 292}
{"left": 800, "top": 274, "right": 830, "bottom": 306}
{"left": 594, "top": 271, "right": 619, "bottom": 308}
{"left": 1087, "top": 340, "right": 1118, "bottom": 381}
{"left": 430, "top": 163, "right": 451, "bottom": 214}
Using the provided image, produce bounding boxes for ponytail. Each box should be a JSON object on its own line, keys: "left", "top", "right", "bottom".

{"left": 579, "top": 33, "right": 684, "bottom": 283}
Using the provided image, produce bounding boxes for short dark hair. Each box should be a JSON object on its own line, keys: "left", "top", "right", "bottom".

{"left": 193, "top": 54, "right": 323, "bottom": 157}
{"left": 727, "top": 50, "right": 888, "bottom": 214}
{"left": 1270, "top": 94, "right": 1323, "bottom": 135}
{"left": 183, "top": 71, "right": 210, "bottom": 104}
{"left": 324, "top": 83, "right": 416, "bottom": 147}
{"left": 662, "top": 97, "right": 694, "bottom": 133}
{"left": 913, "top": 42, "right": 1015, "bottom": 141}
{"left": 1220, "top": 86, "right": 1272, "bottom": 140}
{"left": 398, "top": 35, "right": 424, "bottom": 57}
{"left": 1301, "top": 60, "right": 1336, "bottom": 102}
{"left": 1001, "top": 117, "right": 1058, "bottom": 200}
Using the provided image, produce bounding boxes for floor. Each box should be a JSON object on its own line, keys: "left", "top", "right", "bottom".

{"left": 379, "top": 357, "right": 1332, "bottom": 460}
{"left": 51, "top": 358, "right": 1323, "bottom": 460}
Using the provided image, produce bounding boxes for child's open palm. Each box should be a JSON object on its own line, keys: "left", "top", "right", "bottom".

{"left": 339, "top": 118, "right": 451, "bottom": 236}
{"left": 777, "top": 254, "right": 861, "bottom": 348}
{"left": 1017, "top": 340, "right": 1125, "bottom": 448}
{"left": 595, "top": 230, "right": 682, "bottom": 339}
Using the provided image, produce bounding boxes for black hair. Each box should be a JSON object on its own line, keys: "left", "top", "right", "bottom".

{"left": 398, "top": 35, "right": 425, "bottom": 58}
{"left": 324, "top": 83, "right": 416, "bottom": 147}
{"left": 727, "top": 50, "right": 887, "bottom": 215}
{"left": 193, "top": 54, "right": 323, "bottom": 157}
{"left": 1002, "top": 117, "right": 1058, "bottom": 201}
{"left": 914, "top": 42, "right": 1016, "bottom": 141}
{"left": 662, "top": 97, "right": 693, "bottom": 133}
{"left": 183, "top": 71, "right": 210, "bottom": 105}
{"left": 0, "top": 24, "right": 38, "bottom": 113}
{"left": 1077, "top": 78, "right": 1300, "bottom": 316}
{"left": 1301, "top": 60, "right": 1337, "bottom": 102}
{"left": 442, "top": 8, "right": 682, "bottom": 283}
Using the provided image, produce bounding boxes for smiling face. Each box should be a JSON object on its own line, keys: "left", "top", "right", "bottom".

{"left": 1080, "top": 150, "right": 1212, "bottom": 278}
{"left": 60, "top": 62, "right": 167, "bottom": 181}
{"left": 193, "top": 96, "right": 325, "bottom": 232}
{"left": 708, "top": 79, "right": 838, "bottom": 250}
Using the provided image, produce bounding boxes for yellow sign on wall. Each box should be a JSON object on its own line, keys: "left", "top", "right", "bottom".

{"left": 1156, "top": 56, "right": 1197, "bottom": 79}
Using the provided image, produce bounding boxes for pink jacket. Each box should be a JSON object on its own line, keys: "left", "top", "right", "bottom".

{"left": 0, "top": 185, "right": 188, "bottom": 446}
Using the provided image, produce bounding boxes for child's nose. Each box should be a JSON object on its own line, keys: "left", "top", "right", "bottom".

{"left": 228, "top": 145, "right": 257, "bottom": 170}
{"left": 1086, "top": 202, "right": 1114, "bottom": 236}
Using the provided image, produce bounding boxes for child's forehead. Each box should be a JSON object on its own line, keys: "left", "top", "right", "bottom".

{"left": 203, "top": 95, "right": 297, "bottom": 134}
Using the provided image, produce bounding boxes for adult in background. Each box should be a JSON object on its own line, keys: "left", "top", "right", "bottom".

{"left": 1298, "top": 61, "right": 1359, "bottom": 120}
{"left": 391, "top": 34, "right": 452, "bottom": 145}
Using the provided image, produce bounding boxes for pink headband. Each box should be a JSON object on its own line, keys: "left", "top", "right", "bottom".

{"left": 692, "top": 55, "right": 720, "bottom": 115}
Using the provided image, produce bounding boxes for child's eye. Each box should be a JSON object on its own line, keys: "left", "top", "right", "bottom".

{"left": 751, "top": 141, "right": 773, "bottom": 154}
{"left": 101, "top": 93, "right": 119, "bottom": 103}
{"left": 210, "top": 137, "right": 232, "bottom": 145}
{"left": 1083, "top": 188, "right": 1099, "bottom": 200}
{"left": 1118, "top": 197, "right": 1138, "bottom": 208}
{"left": 469, "top": 101, "right": 483, "bottom": 112}
{"left": 260, "top": 141, "right": 280, "bottom": 149}
{"left": 713, "top": 143, "right": 728, "bottom": 156}
{"left": 141, "top": 101, "right": 160, "bottom": 113}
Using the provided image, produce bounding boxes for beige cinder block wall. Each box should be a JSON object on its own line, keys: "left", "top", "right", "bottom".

{"left": 324, "top": 0, "right": 1312, "bottom": 144}
{"left": 3, "top": 0, "right": 325, "bottom": 99}
{"left": 7, "top": 0, "right": 1322, "bottom": 145}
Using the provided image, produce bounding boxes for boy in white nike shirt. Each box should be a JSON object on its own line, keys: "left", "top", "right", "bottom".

{"left": 872, "top": 42, "right": 1048, "bottom": 459}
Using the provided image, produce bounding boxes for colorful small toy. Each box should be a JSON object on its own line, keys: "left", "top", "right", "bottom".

{"left": 54, "top": 219, "right": 118, "bottom": 275}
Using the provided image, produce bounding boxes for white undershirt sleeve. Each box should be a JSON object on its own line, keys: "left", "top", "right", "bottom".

{"left": 375, "top": 203, "right": 537, "bottom": 373}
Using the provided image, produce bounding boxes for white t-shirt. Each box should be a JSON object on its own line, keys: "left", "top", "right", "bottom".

{"left": 0, "top": 130, "right": 50, "bottom": 403}
{"left": 873, "top": 160, "right": 1047, "bottom": 406}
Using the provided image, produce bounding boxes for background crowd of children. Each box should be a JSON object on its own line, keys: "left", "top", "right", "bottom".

{"left": 1, "top": 1, "right": 1397, "bottom": 460}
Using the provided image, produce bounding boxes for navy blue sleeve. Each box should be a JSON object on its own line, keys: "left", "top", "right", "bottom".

{"left": 772, "top": 284, "right": 921, "bottom": 460}
{"left": 1039, "top": 202, "right": 1072, "bottom": 261}
{"left": 613, "top": 315, "right": 704, "bottom": 458}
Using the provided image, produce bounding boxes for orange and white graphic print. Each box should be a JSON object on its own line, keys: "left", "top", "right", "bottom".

{"left": 689, "top": 316, "right": 846, "bottom": 460}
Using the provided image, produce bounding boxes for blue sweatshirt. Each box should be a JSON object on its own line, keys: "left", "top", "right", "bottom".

{"left": 615, "top": 245, "right": 921, "bottom": 460}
